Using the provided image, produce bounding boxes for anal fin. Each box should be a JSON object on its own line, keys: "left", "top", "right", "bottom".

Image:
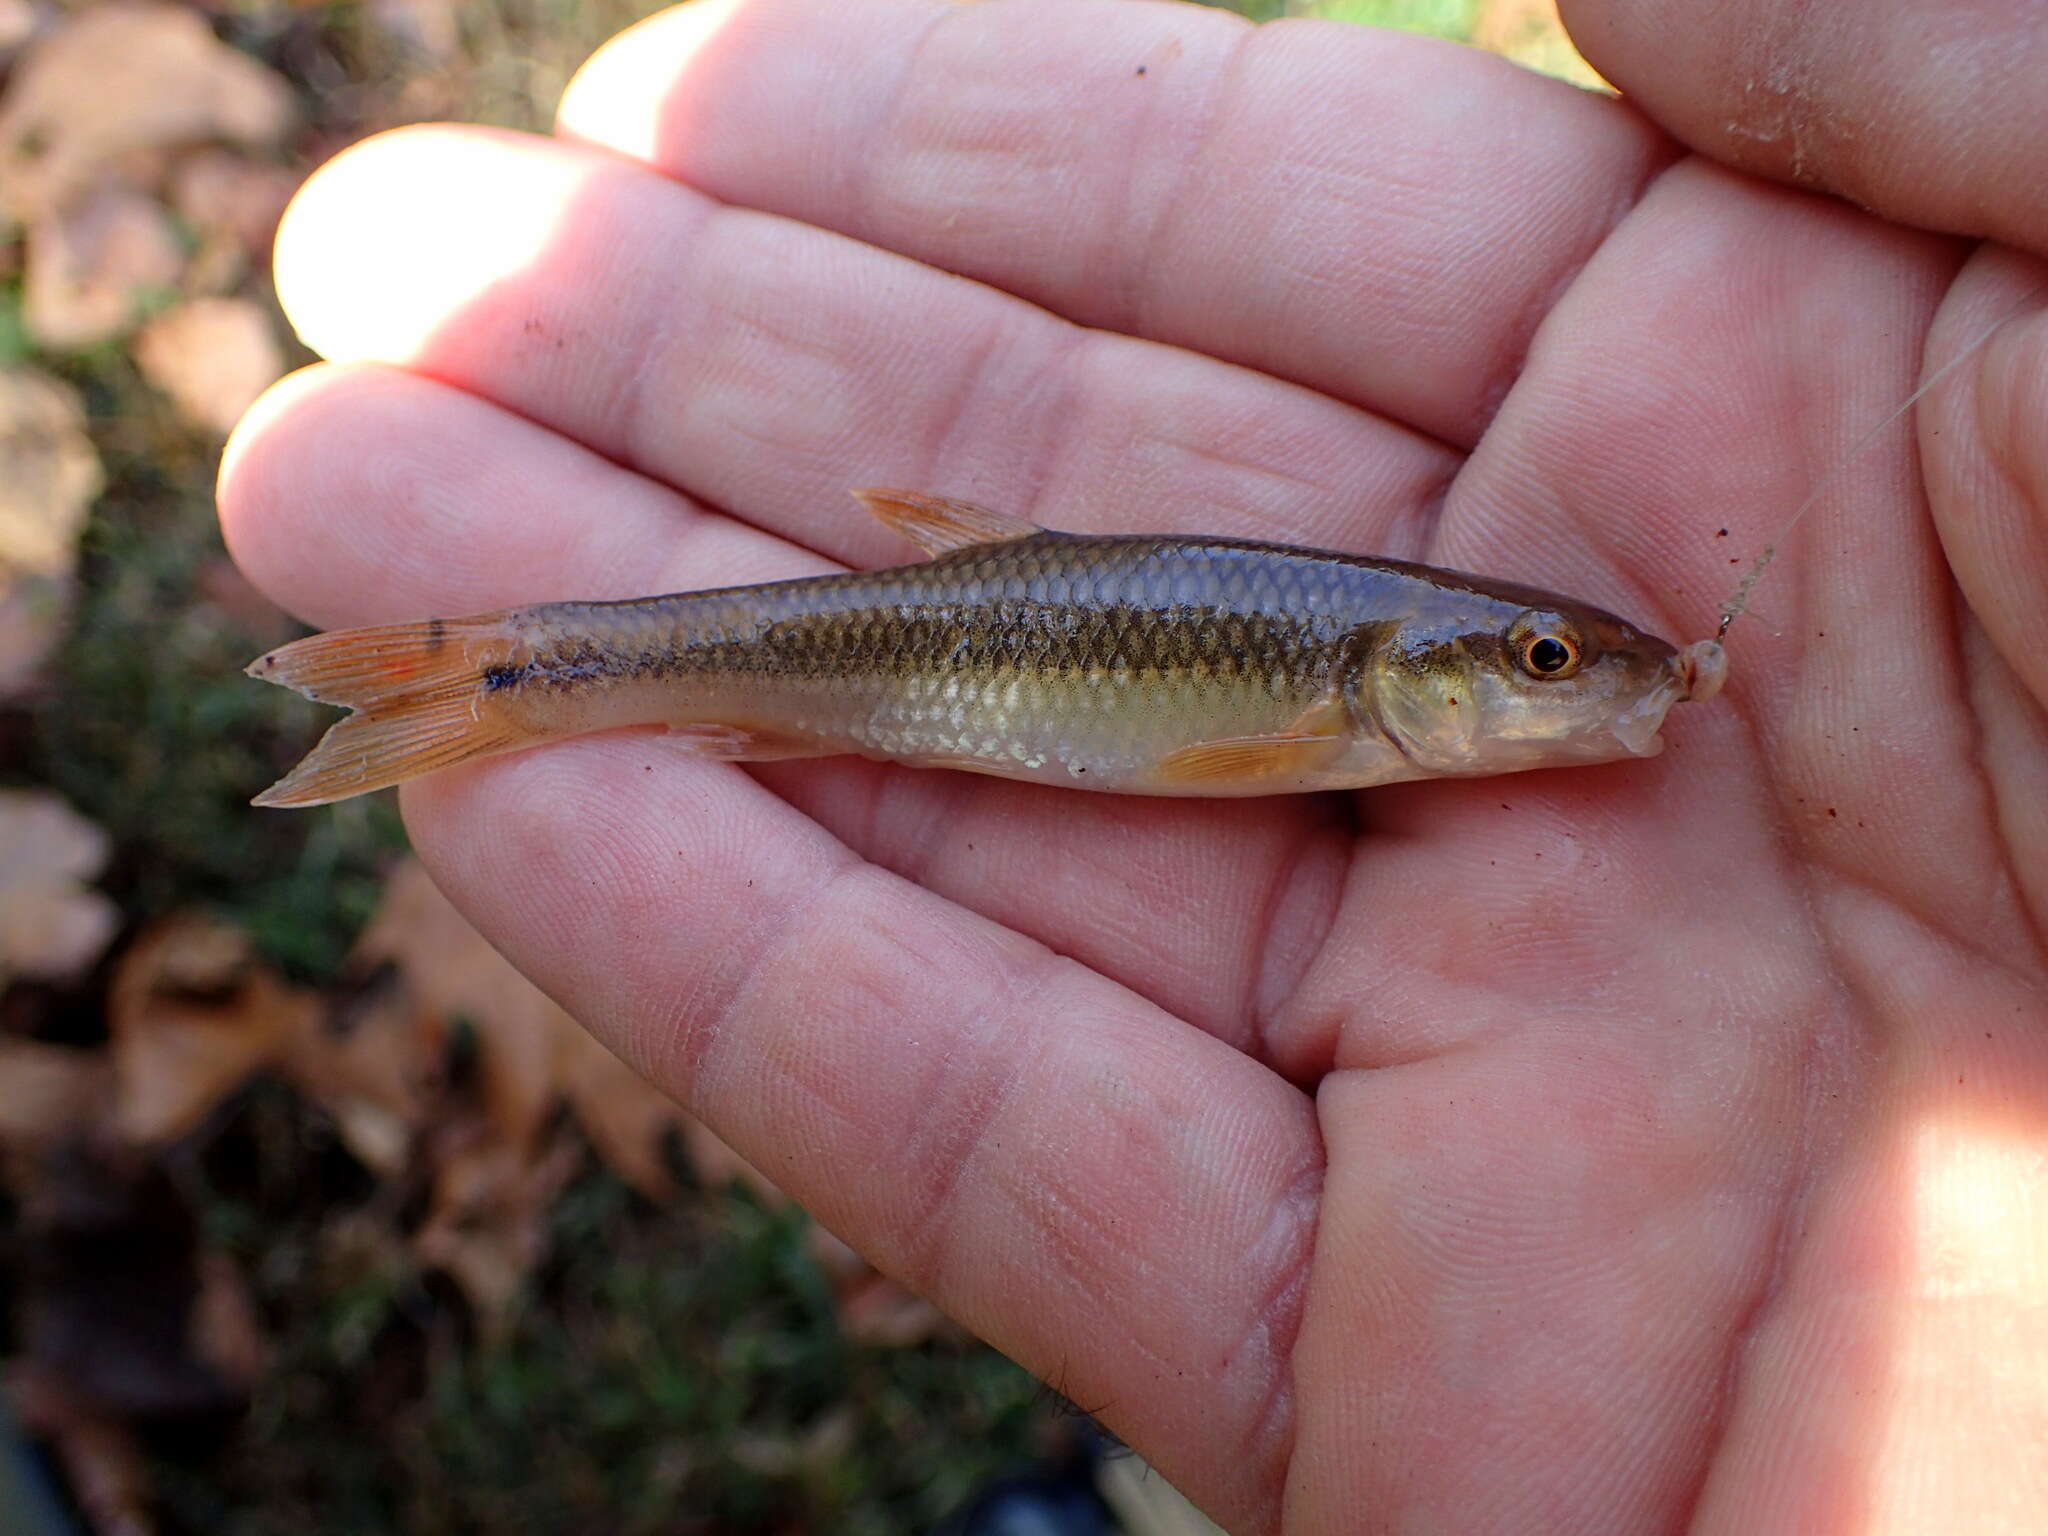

{"left": 667, "top": 721, "right": 833, "bottom": 762}
{"left": 852, "top": 488, "right": 1042, "bottom": 557}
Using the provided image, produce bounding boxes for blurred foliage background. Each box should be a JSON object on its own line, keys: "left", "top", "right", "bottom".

{"left": 0, "top": 2, "right": 1596, "bottom": 1533}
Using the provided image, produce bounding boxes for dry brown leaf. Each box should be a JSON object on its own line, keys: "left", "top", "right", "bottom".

{"left": 187, "top": 1250, "right": 267, "bottom": 1389}
{"left": 352, "top": 860, "right": 559, "bottom": 1147}
{"left": 556, "top": 1020, "right": 686, "bottom": 1201}
{"left": 350, "top": 865, "right": 561, "bottom": 1323}
{"left": 0, "top": 367, "right": 101, "bottom": 577}
{"left": 170, "top": 148, "right": 299, "bottom": 255}
{"left": 7, "top": 1362, "right": 156, "bottom": 1536}
{"left": 107, "top": 912, "right": 317, "bottom": 1144}
{"left": 411, "top": 1117, "right": 581, "bottom": 1338}
{"left": 330, "top": 860, "right": 701, "bottom": 1321}
{"left": 169, "top": 148, "right": 300, "bottom": 295}
{"left": 354, "top": 859, "right": 687, "bottom": 1194}
{"left": 0, "top": 568, "right": 73, "bottom": 700}
{"left": 0, "top": 2, "right": 294, "bottom": 222}
{"left": 0, "top": 787, "right": 119, "bottom": 987}
{"left": 369, "top": 0, "right": 463, "bottom": 65}
{"left": 23, "top": 185, "right": 183, "bottom": 350}
{"left": 132, "top": 297, "right": 285, "bottom": 435}
{"left": 0, "top": 367, "right": 98, "bottom": 698}
{"left": 0, "top": 1038, "right": 108, "bottom": 1147}
{"left": 280, "top": 974, "right": 442, "bottom": 1179}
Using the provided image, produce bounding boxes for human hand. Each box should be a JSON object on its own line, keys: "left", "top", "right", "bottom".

{"left": 218, "top": 1, "right": 2048, "bottom": 1530}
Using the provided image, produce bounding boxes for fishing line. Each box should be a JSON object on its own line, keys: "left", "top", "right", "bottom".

{"left": 1715, "top": 288, "right": 2046, "bottom": 640}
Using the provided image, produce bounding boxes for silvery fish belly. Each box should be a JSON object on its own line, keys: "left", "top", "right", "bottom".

{"left": 244, "top": 490, "right": 1725, "bottom": 809}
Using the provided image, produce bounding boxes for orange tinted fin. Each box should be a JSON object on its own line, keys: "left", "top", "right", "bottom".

{"left": 852, "top": 488, "right": 1041, "bottom": 557}
{"left": 666, "top": 722, "right": 833, "bottom": 762}
{"left": 246, "top": 617, "right": 524, "bottom": 808}
{"left": 1153, "top": 696, "right": 1349, "bottom": 787}
{"left": 892, "top": 751, "right": 1021, "bottom": 778}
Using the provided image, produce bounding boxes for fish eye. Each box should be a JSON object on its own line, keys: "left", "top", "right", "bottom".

{"left": 1515, "top": 628, "right": 1582, "bottom": 680}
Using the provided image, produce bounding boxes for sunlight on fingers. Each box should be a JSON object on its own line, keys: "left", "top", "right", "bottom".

{"left": 272, "top": 128, "right": 593, "bottom": 366}
{"left": 1875, "top": 1113, "right": 2048, "bottom": 1532}
{"left": 559, "top": 0, "right": 748, "bottom": 158}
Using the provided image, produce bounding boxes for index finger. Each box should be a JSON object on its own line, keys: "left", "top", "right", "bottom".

{"left": 557, "top": 0, "right": 1675, "bottom": 447}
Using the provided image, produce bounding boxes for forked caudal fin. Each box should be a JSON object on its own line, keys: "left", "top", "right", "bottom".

{"left": 246, "top": 616, "right": 524, "bottom": 808}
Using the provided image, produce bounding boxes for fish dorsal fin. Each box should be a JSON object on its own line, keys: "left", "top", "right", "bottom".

{"left": 852, "top": 488, "right": 1042, "bottom": 557}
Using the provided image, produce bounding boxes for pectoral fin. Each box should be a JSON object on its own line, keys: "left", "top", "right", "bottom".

{"left": 853, "top": 488, "right": 1041, "bottom": 557}
{"left": 1152, "top": 696, "right": 1350, "bottom": 788}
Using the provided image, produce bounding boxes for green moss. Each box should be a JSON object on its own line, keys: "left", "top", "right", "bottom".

{"left": 163, "top": 1152, "right": 1047, "bottom": 1536}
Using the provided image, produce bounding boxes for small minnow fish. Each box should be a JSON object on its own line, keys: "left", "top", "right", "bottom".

{"left": 246, "top": 489, "right": 1726, "bottom": 809}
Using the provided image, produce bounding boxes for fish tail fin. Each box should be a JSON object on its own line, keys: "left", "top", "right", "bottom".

{"left": 247, "top": 617, "right": 526, "bottom": 808}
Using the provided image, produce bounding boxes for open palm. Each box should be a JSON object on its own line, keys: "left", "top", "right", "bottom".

{"left": 219, "top": 1, "right": 2048, "bottom": 1529}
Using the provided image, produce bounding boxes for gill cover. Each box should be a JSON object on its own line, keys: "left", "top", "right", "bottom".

{"left": 1360, "top": 624, "right": 1481, "bottom": 772}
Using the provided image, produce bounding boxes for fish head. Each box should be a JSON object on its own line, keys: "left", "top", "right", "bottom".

{"left": 1358, "top": 597, "right": 1722, "bottom": 778}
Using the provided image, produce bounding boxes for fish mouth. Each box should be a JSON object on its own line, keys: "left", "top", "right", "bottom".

{"left": 1609, "top": 700, "right": 1672, "bottom": 757}
{"left": 1608, "top": 675, "right": 1683, "bottom": 757}
{"left": 1608, "top": 640, "right": 1727, "bottom": 758}
{"left": 1675, "top": 640, "right": 1728, "bottom": 703}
